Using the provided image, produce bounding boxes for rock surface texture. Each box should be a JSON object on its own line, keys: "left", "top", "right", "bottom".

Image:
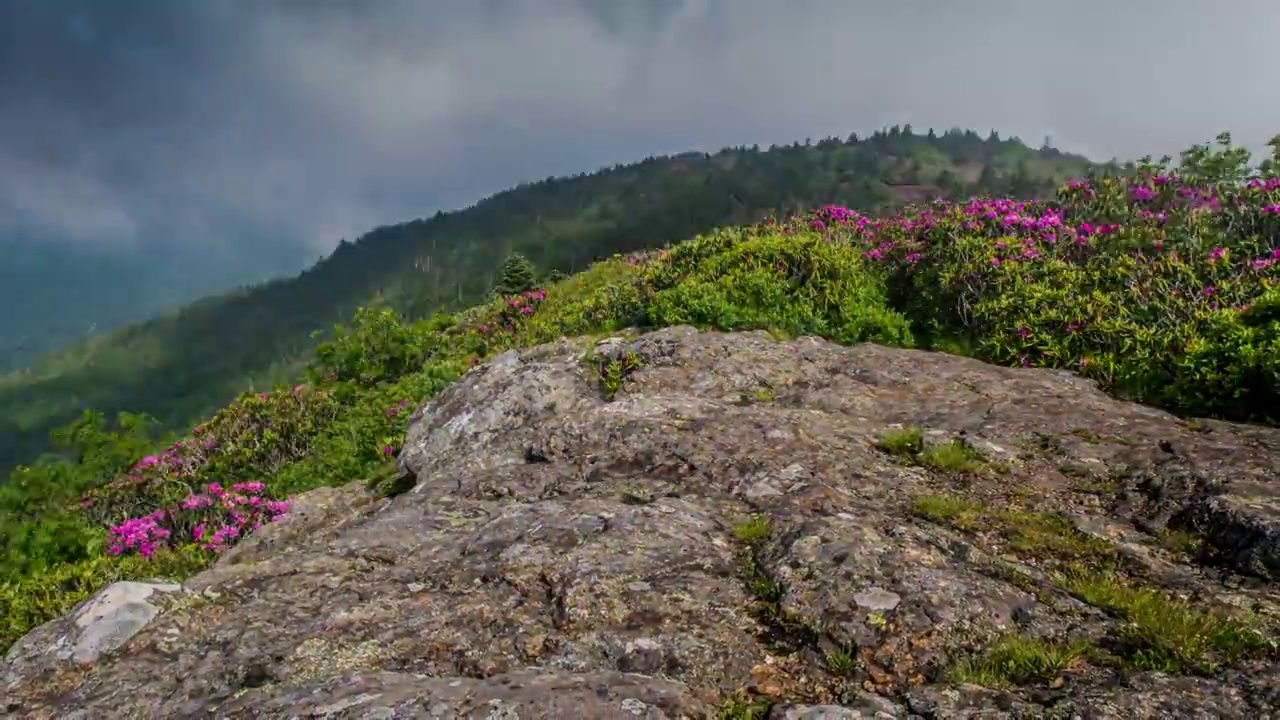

{"left": 5, "top": 326, "right": 1280, "bottom": 718}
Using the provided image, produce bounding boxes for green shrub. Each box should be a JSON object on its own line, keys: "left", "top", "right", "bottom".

{"left": 642, "top": 227, "right": 914, "bottom": 346}
{"left": 309, "top": 306, "right": 447, "bottom": 388}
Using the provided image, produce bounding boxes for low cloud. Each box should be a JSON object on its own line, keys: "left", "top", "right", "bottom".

{"left": 1, "top": 0, "right": 1276, "bottom": 263}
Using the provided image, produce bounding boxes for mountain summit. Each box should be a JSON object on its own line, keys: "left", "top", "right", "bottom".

{"left": 5, "top": 326, "right": 1279, "bottom": 717}
{"left": 2, "top": 131, "right": 1278, "bottom": 718}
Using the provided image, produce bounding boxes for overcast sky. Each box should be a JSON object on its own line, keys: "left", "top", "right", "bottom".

{"left": 2, "top": 0, "right": 1277, "bottom": 265}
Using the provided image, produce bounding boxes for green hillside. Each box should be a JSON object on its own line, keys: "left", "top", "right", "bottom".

{"left": 2, "top": 130, "right": 1277, "bottom": 683}
{"left": 0, "top": 126, "right": 1098, "bottom": 478}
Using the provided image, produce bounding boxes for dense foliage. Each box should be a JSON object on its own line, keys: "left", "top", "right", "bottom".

{"left": 0, "top": 126, "right": 1095, "bottom": 478}
{"left": 5, "top": 130, "right": 1275, "bottom": 655}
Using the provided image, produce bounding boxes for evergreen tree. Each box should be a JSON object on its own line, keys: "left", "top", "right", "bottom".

{"left": 977, "top": 163, "right": 998, "bottom": 191}
{"left": 492, "top": 252, "right": 538, "bottom": 296}
{"left": 936, "top": 168, "right": 965, "bottom": 198}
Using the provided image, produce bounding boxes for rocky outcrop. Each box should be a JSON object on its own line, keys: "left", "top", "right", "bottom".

{"left": 4, "top": 326, "right": 1279, "bottom": 718}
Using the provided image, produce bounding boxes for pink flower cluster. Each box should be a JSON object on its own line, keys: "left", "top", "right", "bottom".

{"left": 476, "top": 287, "right": 548, "bottom": 334}
{"left": 385, "top": 398, "right": 411, "bottom": 418}
{"left": 106, "top": 515, "right": 172, "bottom": 559}
{"left": 106, "top": 480, "right": 290, "bottom": 558}
{"left": 622, "top": 249, "right": 668, "bottom": 266}
{"left": 508, "top": 288, "right": 546, "bottom": 316}
{"left": 779, "top": 169, "right": 1280, "bottom": 281}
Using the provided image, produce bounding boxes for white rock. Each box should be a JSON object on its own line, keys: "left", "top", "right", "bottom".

{"left": 67, "top": 580, "right": 183, "bottom": 664}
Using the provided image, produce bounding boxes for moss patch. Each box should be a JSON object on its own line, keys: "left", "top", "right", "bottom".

{"left": 876, "top": 427, "right": 924, "bottom": 457}
{"left": 876, "top": 427, "right": 987, "bottom": 474}
{"left": 919, "top": 440, "right": 987, "bottom": 473}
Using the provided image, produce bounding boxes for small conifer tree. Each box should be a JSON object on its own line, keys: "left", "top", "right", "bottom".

{"left": 492, "top": 252, "right": 537, "bottom": 296}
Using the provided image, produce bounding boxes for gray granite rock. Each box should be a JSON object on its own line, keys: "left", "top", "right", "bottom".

{"left": 5, "top": 327, "right": 1279, "bottom": 718}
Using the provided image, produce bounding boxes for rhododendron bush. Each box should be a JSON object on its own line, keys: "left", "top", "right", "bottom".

{"left": 712, "top": 133, "right": 1280, "bottom": 421}
{"left": 105, "top": 481, "right": 289, "bottom": 558}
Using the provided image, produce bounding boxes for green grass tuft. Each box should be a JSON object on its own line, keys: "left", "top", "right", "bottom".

{"left": 951, "top": 634, "right": 1091, "bottom": 688}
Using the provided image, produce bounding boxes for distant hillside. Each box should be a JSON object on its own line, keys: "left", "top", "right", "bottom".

{"left": 0, "top": 232, "right": 306, "bottom": 373}
{"left": 0, "top": 126, "right": 1102, "bottom": 478}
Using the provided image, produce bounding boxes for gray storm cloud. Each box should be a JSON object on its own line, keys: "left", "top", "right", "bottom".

{"left": 1, "top": 0, "right": 1277, "bottom": 261}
